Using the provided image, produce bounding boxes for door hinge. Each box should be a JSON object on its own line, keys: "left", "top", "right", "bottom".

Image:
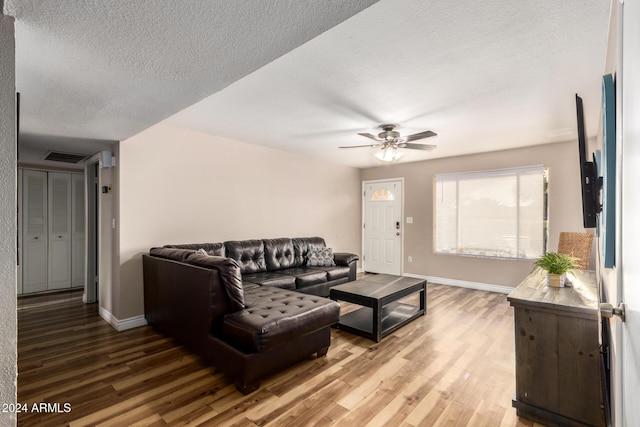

{"left": 363, "top": 223, "right": 365, "bottom": 229}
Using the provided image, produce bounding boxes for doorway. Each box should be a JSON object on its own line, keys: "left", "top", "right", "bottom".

{"left": 362, "top": 179, "right": 403, "bottom": 275}
{"left": 84, "top": 159, "right": 99, "bottom": 303}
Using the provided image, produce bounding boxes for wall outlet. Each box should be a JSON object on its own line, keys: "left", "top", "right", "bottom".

{"left": 408, "top": 256, "right": 413, "bottom": 263}
{"left": 406, "top": 216, "right": 413, "bottom": 224}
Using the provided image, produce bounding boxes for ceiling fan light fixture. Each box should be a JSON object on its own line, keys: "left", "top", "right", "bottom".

{"left": 341, "top": 124, "right": 436, "bottom": 161}
{"left": 375, "top": 146, "right": 404, "bottom": 162}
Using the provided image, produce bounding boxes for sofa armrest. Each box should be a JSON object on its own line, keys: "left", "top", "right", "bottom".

{"left": 333, "top": 252, "right": 359, "bottom": 266}
{"left": 333, "top": 252, "right": 359, "bottom": 282}
{"left": 143, "top": 254, "right": 232, "bottom": 361}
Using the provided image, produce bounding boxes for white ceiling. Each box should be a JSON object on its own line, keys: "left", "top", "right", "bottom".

{"left": 7, "top": 0, "right": 611, "bottom": 169}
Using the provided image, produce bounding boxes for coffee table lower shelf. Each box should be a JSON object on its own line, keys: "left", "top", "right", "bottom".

{"left": 333, "top": 301, "right": 422, "bottom": 341}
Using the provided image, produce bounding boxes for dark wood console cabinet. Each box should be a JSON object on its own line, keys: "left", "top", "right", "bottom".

{"left": 508, "top": 270, "right": 604, "bottom": 427}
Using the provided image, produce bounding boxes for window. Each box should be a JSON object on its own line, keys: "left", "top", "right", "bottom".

{"left": 434, "top": 165, "right": 547, "bottom": 259}
{"left": 370, "top": 188, "right": 394, "bottom": 201}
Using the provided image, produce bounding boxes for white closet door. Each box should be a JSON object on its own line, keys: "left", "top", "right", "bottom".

{"left": 48, "top": 172, "right": 72, "bottom": 290}
{"left": 17, "top": 170, "right": 23, "bottom": 295}
{"left": 22, "top": 170, "right": 48, "bottom": 293}
{"left": 71, "top": 173, "right": 85, "bottom": 288}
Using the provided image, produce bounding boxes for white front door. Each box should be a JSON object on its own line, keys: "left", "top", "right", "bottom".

{"left": 363, "top": 179, "right": 402, "bottom": 275}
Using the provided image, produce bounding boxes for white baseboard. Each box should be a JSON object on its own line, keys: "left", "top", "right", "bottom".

{"left": 402, "top": 273, "right": 513, "bottom": 294}
{"left": 99, "top": 306, "right": 148, "bottom": 331}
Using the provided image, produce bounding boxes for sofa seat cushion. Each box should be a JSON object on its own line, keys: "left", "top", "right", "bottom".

{"left": 242, "top": 272, "right": 296, "bottom": 290}
{"left": 309, "top": 265, "right": 351, "bottom": 281}
{"left": 222, "top": 287, "right": 340, "bottom": 353}
{"left": 275, "top": 267, "right": 327, "bottom": 289}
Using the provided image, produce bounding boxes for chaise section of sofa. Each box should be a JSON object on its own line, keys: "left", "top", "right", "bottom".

{"left": 143, "top": 237, "right": 355, "bottom": 393}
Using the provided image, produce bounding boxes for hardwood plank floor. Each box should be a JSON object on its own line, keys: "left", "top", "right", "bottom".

{"left": 17, "top": 284, "right": 543, "bottom": 426}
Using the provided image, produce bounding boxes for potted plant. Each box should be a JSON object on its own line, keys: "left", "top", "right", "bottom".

{"left": 534, "top": 252, "right": 578, "bottom": 287}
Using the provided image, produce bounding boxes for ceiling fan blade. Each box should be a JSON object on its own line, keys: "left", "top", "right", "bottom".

{"left": 339, "top": 144, "right": 377, "bottom": 149}
{"left": 358, "top": 132, "right": 382, "bottom": 141}
{"left": 404, "top": 130, "right": 437, "bottom": 142}
{"left": 403, "top": 143, "right": 437, "bottom": 150}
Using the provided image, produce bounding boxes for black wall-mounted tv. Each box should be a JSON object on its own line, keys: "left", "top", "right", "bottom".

{"left": 575, "top": 94, "right": 602, "bottom": 228}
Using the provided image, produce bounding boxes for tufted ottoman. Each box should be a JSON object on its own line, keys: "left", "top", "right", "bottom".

{"left": 209, "top": 286, "right": 340, "bottom": 394}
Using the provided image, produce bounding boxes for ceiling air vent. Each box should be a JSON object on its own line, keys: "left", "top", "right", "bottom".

{"left": 43, "top": 151, "right": 89, "bottom": 164}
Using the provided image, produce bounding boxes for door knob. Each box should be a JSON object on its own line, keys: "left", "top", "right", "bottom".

{"left": 600, "top": 302, "right": 625, "bottom": 322}
{"left": 396, "top": 232, "right": 400, "bottom": 236}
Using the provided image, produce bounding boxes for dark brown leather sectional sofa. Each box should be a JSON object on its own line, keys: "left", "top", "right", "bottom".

{"left": 142, "top": 237, "right": 358, "bottom": 393}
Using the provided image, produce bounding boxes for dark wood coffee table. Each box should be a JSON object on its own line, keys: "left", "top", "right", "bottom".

{"left": 329, "top": 274, "right": 427, "bottom": 342}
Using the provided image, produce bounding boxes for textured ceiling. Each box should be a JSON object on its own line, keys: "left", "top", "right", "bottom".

{"left": 7, "top": 0, "right": 611, "bottom": 168}
{"left": 7, "top": 0, "right": 379, "bottom": 166}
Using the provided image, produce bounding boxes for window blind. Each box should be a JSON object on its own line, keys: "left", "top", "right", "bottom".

{"left": 434, "top": 165, "right": 546, "bottom": 259}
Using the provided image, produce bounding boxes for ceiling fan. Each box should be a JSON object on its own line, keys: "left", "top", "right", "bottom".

{"left": 339, "top": 124, "right": 437, "bottom": 161}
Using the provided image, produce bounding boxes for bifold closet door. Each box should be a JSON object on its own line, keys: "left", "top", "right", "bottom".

{"left": 48, "top": 172, "right": 72, "bottom": 290}
{"left": 22, "top": 170, "right": 48, "bottom": 293}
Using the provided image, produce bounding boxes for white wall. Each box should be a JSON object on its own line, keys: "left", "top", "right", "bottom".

{"left": 116, "top": 123, "right": 362, "bottom": 319}
{"left": 361, "top": 141, "right": 587, "bottom": 289}
{"left": 0, "top": 12, "right": 17, "bottom": 427}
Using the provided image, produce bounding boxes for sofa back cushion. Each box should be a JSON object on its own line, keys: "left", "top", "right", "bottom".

{"left": 149, "top": 247, "right": 195, "bottom": 263}
{"left": 224, "top": 240, "right": 267, "bottom": 274}
{"left": 164, "top": 242, "right": 225, "bottom": 257}
{"left": 263, "top": 238, "right": 295, "bottom": 271}
{"left": 292, "top": 237, "right": 327, "bottom": 267}
{"left": 185, "top": 253, "right": 245, "bottom": 313}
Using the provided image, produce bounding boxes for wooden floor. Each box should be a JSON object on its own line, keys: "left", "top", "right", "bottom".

{"left": 17, "top": 284, "right": 543, "bottom": 427}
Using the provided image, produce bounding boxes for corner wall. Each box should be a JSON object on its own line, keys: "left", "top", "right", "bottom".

{"left": 361, "top": 141, "right": 586, "bottom": 288}
{"left": 95, "top": 146, "right": 120, "bottom": 324}
{"left": 116, "top": 123, "right": 361, "bottom": 320}
{"left": 0, "top": 12, "right": 17, "bottom": 427}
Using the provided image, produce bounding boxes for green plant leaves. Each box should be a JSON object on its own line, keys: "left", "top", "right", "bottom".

{"left": 534, "top": 252, "right": 578, "bottom": 274}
